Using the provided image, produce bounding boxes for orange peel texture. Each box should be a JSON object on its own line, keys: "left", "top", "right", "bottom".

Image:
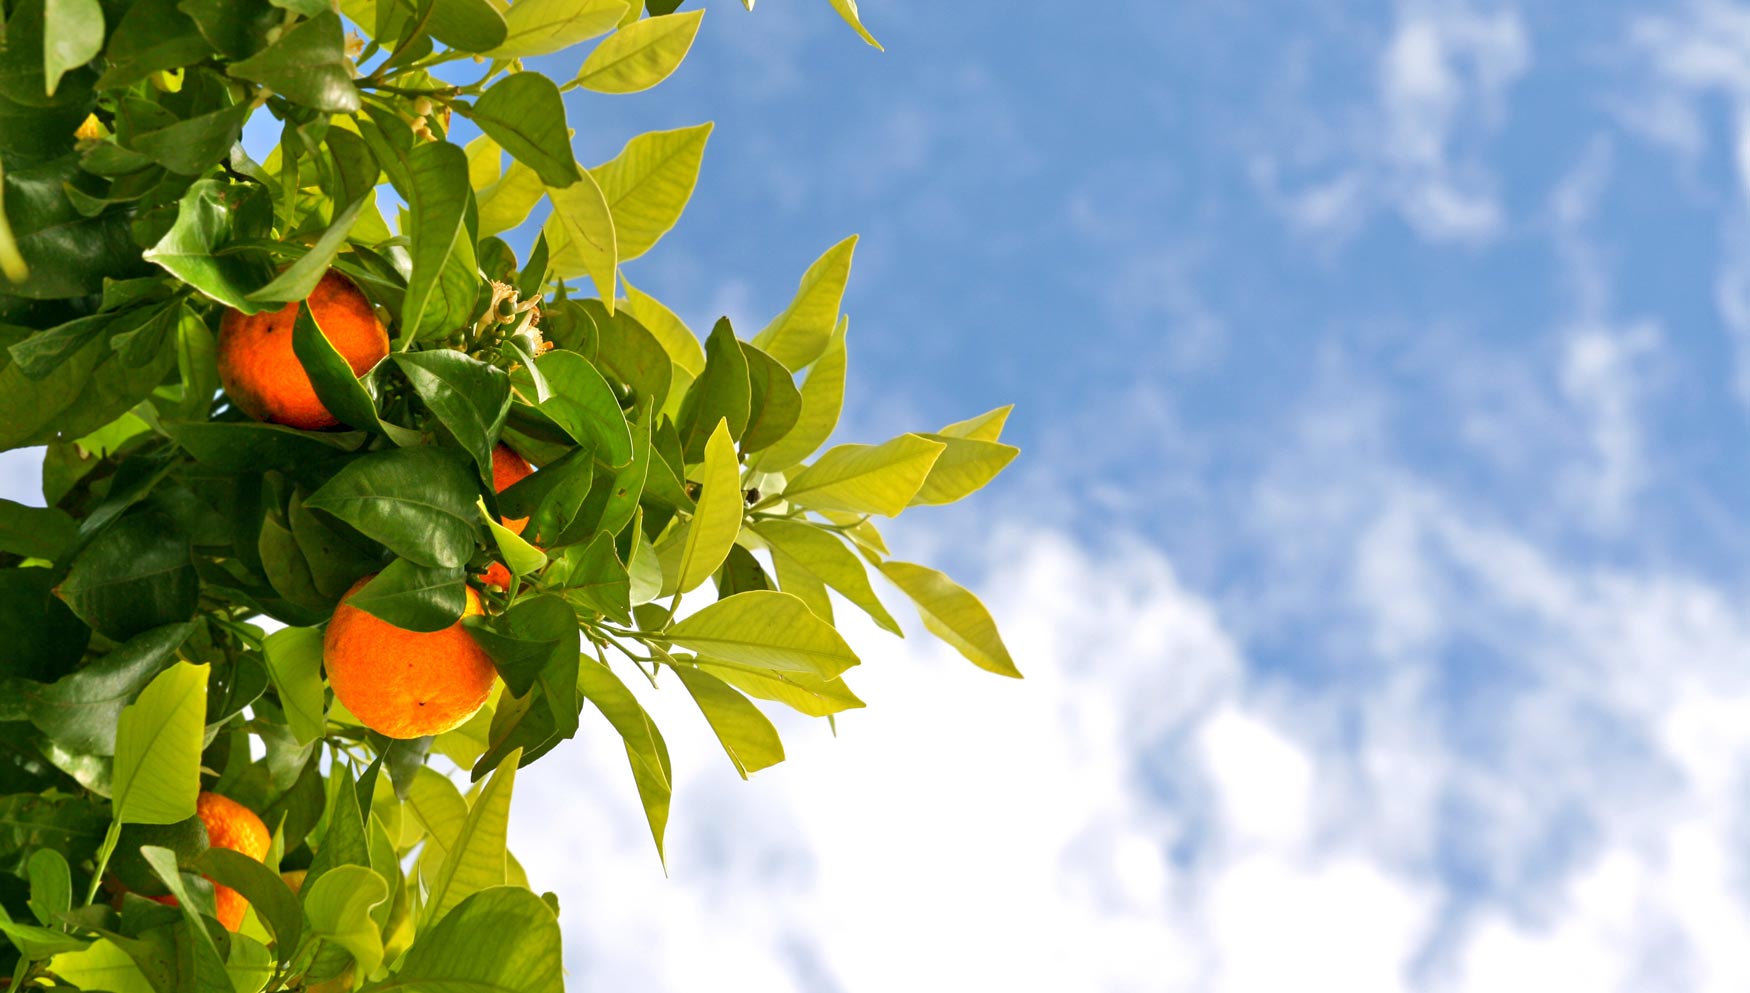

{"left": 217, "top": 270, "right": 390, "bottom": 430}
{"left": 148, "top": 792, "right": 270, "bottom": 931}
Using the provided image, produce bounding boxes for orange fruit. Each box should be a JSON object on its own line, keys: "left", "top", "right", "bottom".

{"left": 324, "top": 576, "right": 498, "bottom": 739}
{"left": 483, "top": 444, "right": 535, "bottom": 590}
{"left": 217, "top": 270, "right": 389, "bottom": 431}
{"left": 148, "top": 792, "right": 270, "bottom": 931}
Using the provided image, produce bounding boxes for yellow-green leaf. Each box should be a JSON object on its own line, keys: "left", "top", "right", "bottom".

{"left": 545, "top": 173, "right": 618, "bottom": 308}
{"left": 112, "top": 662, "right": 208, "bottom": 825}
{"left": 50, "top": 939, "right": 155, "bottom": 993}
{"left": 826, "top": 0, "right": 883, "bottom": 50}
{"left": 262, "top": 626, "right": 326, "bottom": 745}
{"left": 700, "top": 663, "right": 865, "bottom": 718}
{"left": 674, "top": 419, "right": 742, "bottom": 594}
{"left": 672, "top": 666, "right": 784, "bottom": 778}
{"left": 783, "top": 433, "right": 944, "bottom": 517}
{"left": 938, "top": 404, "right": 1013, "bottom": 443}
{"left": 465, "top": 135, "right": 503, "bottom": 191}
{"left": 621, "top": 274, "right": 705, "bottom": 376}
{"left": 575, "top": 8, "right": 704, "bottom": 93}
{"left": 303, "top": 865, "right": 389, "bottom": 980}
{"left": 667, "top": 591, "right": 859, "bottom": 677}
{"left": 588, "top": 123, "right": 712, "bottom": 261}
{"left": 491, "top": 0, "right": 628, "bottom": 58}
{"left": 479, "top": 498, "right": 548, "bottom": 576}
{"left": 878, "top": 561, "right": 1020, "bottom": 678}
{"left": 752, "top": 235, "right": 856, "bottom": 371}
{"left": 480, "top": 160, "right": 545, "bottom": 236}
{"left": 909, "top": 433, "right": 1019, "bottom": 506}
{"left": 577, "top": 657, "right": 670, "bottom": 861}
{"left": 748, "top": 317, "right": 847, "bottom": 473}
{"left": 43, "top": 0, "right": 103, "bottom": 97}
{"left": 755, "top": 519, "right": 901, "bottom": 634}
{"left": 423, "top": 747, "right": 520, "bottom": 925}
{"left": 404, "top": 766, "right": 469, "bottom": 889}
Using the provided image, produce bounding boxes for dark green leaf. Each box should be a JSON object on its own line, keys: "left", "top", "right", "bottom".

{"left": 97, "top": 0, "right": 216, "bottom": 88}
{"left": 56, "top": 511, "right": 198, "bottom": 641}
{"left": 463, "top": 595, "right": 577, "bottom": 697}
{"left": 228, "top": 11, "right": 360, "bottom": 113}
{"left": 346, "top": 558, "right": 466, "bottom": 633}
{"left": 142, "top": 179, "right": 276, "bottom": 311}
{"left": 0, "top": 567, "right": 89, "bottom": 682}
{"left": 397, "top": 140, "right": 471, "bottom": 346}
{"left": 161, "top": 420, "right": 363, "bottom": 473}
{"left": 677, "top": 318, "right": 750, "bottom": 463}
{"left": 530, "top": 350, "right": 633, "bottom": 466}
{"left": 194, "top": 848, "right": 301, "bottom": 962}
{"left": 424, "top": 0, "right": 510, "bottom": 52}
{"left": 550, "top": 530, "right": 630, "bottom": 623}
{"left": 497, "top": 444, "right": 593, "bottom": 546}
{"left": 0, "top": 499, "right": 76, "bottom": 560}
{"left": 177, "top": 0, "right": 278, "bottom": 58}
{"left": 583, "top": 299, "right": 671, "bottom": 411}
{"left": 24, "top": 621, "right": 188, "bottom": 754}
{"left": 290, "top": 303, "right": 389, "bottom": 434}
{"left": 738, "top": 341, "right": 801, "bottom": 454}
{"left": 459, "top": 73, "right": 580, "bottom": 188}
{"left": 305, "top": 446, "right": 481, "bottom": 569}
{"left": 132, "top": 103, "right": 250, "bottom": 176}
{"left": 391, "top": 350, "right": 511, "bottom": 480}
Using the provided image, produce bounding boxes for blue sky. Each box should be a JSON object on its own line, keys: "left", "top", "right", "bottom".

{"left": 13, "top": 0, "right": 1750, "bottom": 988}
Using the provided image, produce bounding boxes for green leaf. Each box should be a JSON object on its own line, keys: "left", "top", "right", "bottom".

{"left": 498, "top": 445, "right": 594, "bottom": 546}
{"left": 587, "top": 122, "right": 710, "bottom": 261}
{"left": 306, "top": 446, "right": 481, "bottom": 569}
{"left": 423, "top": 747, "right": 519, "bottom": 925}
{"left": 348, "top": 559, "right": 467, "bottom": 633}
{"left": 738, "top": 341, "right": 802, "bottom": 455}
{"left": 530, "top": 350, "right": 633, "bottom": 466}
{"left": 826, "top": 0, "right": 883, "bottom": 50}
{"left": 261, "top": 626, "right": 326, "bottom": 745}
{"left": 307, "top": 762, "right": 369, "bottom": 885}
{"left": 247, "top": 135, "right": 375, "bottom": 304}
{"left": 142, "top": 179, "right": 275, "bottom": 311}
{"left": 878, "top": 560, "right": 1020, "bottom": 678}
{"left": 96, "top": 0, "right": 215, "bottom": 88}
{"left": 699, "top": 663, "right": 864, "bottom": 718}
{"left": 747, "top": 317, "right": 845, "bottom": 472}
{"left": 0, "top": 917, "right": 90, "bottom": 960}
{"left": 0, "top": 499, "right": 76, "bottom": 560}
{"left": 461, "top": 73, "right": 580, "bottom": 188}
{"left": 754, "top": 519, "right": 901, "bottom": 635}
{"left": 672, "top": 665, "right": 783, "bottom": 778}
{"left": 577, "top": 658, "right": 670, "bottom": 861}
{"left": 25, "top": 622, "right": 189, "bottom": 754}
{"left": 490, "top": 0, "right": 627, "bottom": 57}
{"left": 26, "top": 848, "right": 70, "bottom": 926}
{"left": 478, "top": 497, "right": 548, "bottom": 576}
{"left": 545, "top": 170, "right": 619, "bottom": 306}
{"left": 227, "top": 11, "right": 360, "bottom": 112}
{"left": 43, "top": 0, "right": 103, "bottom": 97}
{"left": 194, "top": 848, "right": 302, "bottom": 962}
{"left": 290, "top": 303, "right": 390, "bottom": 435}
{"left": 403, "top": 766, "right": 467, "bottom": 890}
{"left": 478, "top": 159, "right": 544, "bottom": 237}
{"left": 303, "top": 864, "right": 388, "bottom": 980}
{"left": 56, "top": 510, "right": 198, "bottom": 641}
{"left": 0, "top": 567, "right": 88, "bottom": 683}
{"left": 575, "top": 8, "right": 704, "bottom": 94}
{"left": 130, "top": 103, "right": 251, "bottom": 176}
{"left": 550, "top": 529, "right": 631, "bottom": 622}
{"left": 751, "top": 235, "right": 856, "bottom": 371}
{"left": 399, "top": 140, "right": 472, "bottom": 346}
{"left": 226, "top": 932, "right": 274, "bottom": 993}
{"left": 620, "top": 274, "right": 704, "bottom": 376}
{"left": 394, "top": 887, "right": 563, "bottom": 993}
{"left": 112, "top": 661, "right": 209, "bottom": 824}
{"left": 425, "top": 0, "right": 510, "bottom": 52}
{"left": 178, "top": 0, "right": 279, "bottom": 58}
{"left": 938, "top": 403, "right": 1013, "bottom": 442}
{"left": 50, "top": 939, "right": 156, "bottom": 993}
{"left": 783, "top": 434, "right": 945, "bottom": 517}
{"left": 464, "top": 596, "right": 576, "bottom": 697}
{"left": 586, "top": 299, "right": 673, "bottom": 410}
{"left": 677, "top": 318, "right": 750, "bottom": 463}
{"left": 391, "top": 350, "right": 511, "bottom": 480}
{"left": 161, "top": 420, "right": 362, "bottom": 473}
{"left": 666, "top": 590, "right": 859, "bottom": 677}
{"left": 909, "top": 433, "right": 1019, "bottom": 506}
{"left": 673, "top": 419, "right": 742, "bottom": 594}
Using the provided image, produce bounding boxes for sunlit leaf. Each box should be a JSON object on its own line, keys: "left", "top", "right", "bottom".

{"left": 423, "top": 747, "right": 519, "bottom": 925}
{"left": 784, "top": 433, "right": 945, "bottom": 517}
{"left": 112, "top": 662, "right": 209, "bottom": 824}
{"left": 751, "top": 235, "right": 856, "bottom": 371}
{"left": 878, "top": 560, "right": 1021, "bottom": 678}
{"left": 588, "top": 123, "right": 711, "bottom": 261}
{"left": 674, "top": 420, "right": 742, "bottom": 594}
{"left": 574, "top": 9, "right": 704, "bottom": 94}
{"left": 490, "top": 0, "right": 626, "bottom": 58}
{"left": 672, "top": 665, "right": 783, "bottom": 777}
{"left": 395, "top": 887, "right": 563, "bottom": 993}
{"left": 755, "top": 519, "right": 901, "bottom": 634}
{"left": 667, "top": 591, "right": 859, "bottom": 677}
{"left": 303, "top": 864, "right": 389, "bottom": 980}
{"left": 545, "top": 170, "right": 619, "bottom": 306}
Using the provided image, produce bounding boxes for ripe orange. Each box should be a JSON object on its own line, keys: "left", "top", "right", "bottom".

{"left": 324, "top": 576, "right": 498, "bottom": 739}
{"left": 148, "top": 792, "right": 270, "bottom": 931}
{"left": 483, "top": 443, "right": 535, "bottom": 589}
{"left": 217, "top": 270, "right": 389, "bottom": 430}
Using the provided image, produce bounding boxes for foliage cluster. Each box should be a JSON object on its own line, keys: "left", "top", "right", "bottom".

{"left": 0, "top": 0, "right": 1017, "bottom": 989}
